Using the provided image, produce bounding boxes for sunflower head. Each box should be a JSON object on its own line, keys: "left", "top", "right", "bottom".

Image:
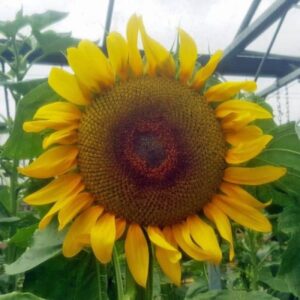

{"left": 19, "top": 15, "right": 286, "bottom": 287}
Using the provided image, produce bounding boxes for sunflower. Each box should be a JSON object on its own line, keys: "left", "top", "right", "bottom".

{"left": 19, "top": 15, "right": 286, "bottom": 287}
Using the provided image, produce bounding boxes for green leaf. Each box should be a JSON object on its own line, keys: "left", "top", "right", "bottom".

{"left": 0, "top": 186, "right": 11, "bottom": 214}
{"left": 184, "top": 290, "right": 279, "bottom": 300}
{"left": 33, "top": 30, "right": 78, "bottom": 55}
{"left": 27, "top": 10, "right": 68, "bottom": 30}
{"left": 4, "top": 79, "right": 46, "bottom": 96}
{"left": 4, "top": 221, "right": 66, "bottom": 275}
{"left": 0, "top": 292, "right": 45, "bottom": 300}
{"left": 255, "top": 184, "right": 294, "bottom": 207}
{"left": 0, "top": 43, "right": 8, "bottom": 55}
{"left": 260, "top": 122, "right": 300, "bottom": 172}
{"left": 23, "top": 252, "right": 100, "bottom": 300}
{"left": 2, "top": 82, "right": 58, "bottom": 159}
{"left": 184, "top": 281, "right": 207, "bottom": 298}
{"left": 249, "top": 122, "right": 300, "bottom": 198}
{"left": 9, "top": 224, "right": 37, "bottom": 248}
{"left": 0, "top": 217, "right": 20, "bottom": 223}
{"left": 0, "top": 9, "right": 27, "bottom": 37}
{"left": 258, "top": 268, "right": 290, "bottom": 293}
{"left": 279, "top": 232, "right": 300, "bottom": 297}
{"left": 278, "top": 204, "right": 300, "bottom": 234}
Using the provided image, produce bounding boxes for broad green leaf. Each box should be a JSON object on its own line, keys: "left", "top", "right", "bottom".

{"left": 2, "top": 82, "right": 58, "bottom": 159}
{"left": 184, "top": 281, "right": 207, "bottom": 299}
{"left": 0, "top": 186, "right": 11, "bottom": 214}
{"left": 254, "top": 184, "right": 294, "bottom": 207}
{"left": 249, "top": 122, "right": 300, "bottom": 199}
{"left": 33, "top": 30, "right": 78, "bottom": 55}
{"left": 23, "top": 252, "right": 100, "bottom": 300}
{"left": 0, "top": 217, "right": 20, "bottom": 223}
{"left": 0, "top": 292, "right": 45, "bottom": 300}
{"left": 0, "top": 9, "right": 27, "bottom": 37}
{"left": 258, "top": 268, "right": 290, "bottom": 293}
{"left": 279, "top": 232, "right": 300, "bottom": 297}
{"left": 4, "top": 79, "right": 46, "bottom": 96}
{"left": 184, "top": 290, "right": 279, "bottom": 300}
{"left": 27, "top": 10, "right": 68, "bottom": 30}
{"left": 260, "top": 122, "right": 300, "bottom": 172}
{"left": 278, "top": 204, "right": 300, "bottom": 234}
{"left": 4, "top": 221, "right": 66, "bottom": 275}
{"left": 9, "top": 224, "right": 37, "bottom": 248}
{"left": 0, "top": 43, "right": 7, "bottom": 55}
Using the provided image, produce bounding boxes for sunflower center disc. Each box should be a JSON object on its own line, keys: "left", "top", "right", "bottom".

{"left": 119, "top": 116, "right": 181, "bottom": 184}
{"left": 78, "top": 77, "right": 227, "bottom": 226}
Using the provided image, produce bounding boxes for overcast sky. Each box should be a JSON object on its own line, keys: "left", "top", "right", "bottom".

{"left": 1, "top": 0, "right": 299, "bottom": 124}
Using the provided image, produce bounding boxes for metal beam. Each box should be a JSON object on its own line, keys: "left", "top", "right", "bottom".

{"left": 235, "top": 0, "right": 261, "bottom": 37}
{"left": 221, "top": 0, "right": 298, "bottom": 64}
{"left": 258, "top": 68, "right": 300, "bottom": 97}
{"left": 254, "top": 11, "right": 287, "bottom": 81}
{"left": 102, "top": 0, "right": 115, "bottom": 50}
{"left": 2, "top": 40, "right": 300, "bottom": 78}
{"left": 199, "top": 50, "right": 300, "bottom": 77}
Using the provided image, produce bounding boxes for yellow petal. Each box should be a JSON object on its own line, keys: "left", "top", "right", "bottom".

{"left": 125, "top": 224, "right": 149, "bottom": 287}
{"left": 58, "top": 192, "right": 94, "bottom": 230}
{"left": 204, "top": 203, "right": 234, "bottom": 261}
{"left": 147, "top": 226, "right": 178, "bottom": 252}
{"left": 221, "top": 112, "right": 255, "bottom": 131}
{"left": 224, "top": 166, "right": 287, "bottom": 185}
{"left": 48, "top": 68, "right": 90, "bottom": 105}
{"left": 205, "top": 81, "right": 257, "bottom": 102}
{"left": 162, "top": 226, "right": 177, "bottom": 246}
{"left": 78, "top": 40, "right": 114, "bottom": 87}
{"left": 126, "top": 14, "right": 143, "bottom": 76}
{"left": 192, "top": 50, "right": 223, "bottom": 89}
{"left": 39, "top": 183, "right": 84, "bottom": 230}
{"left": 187, "top": 215, "right": 222, "bottom": 264}
{"left": 156, "top": 246, "right": 181, "bottom": 286}
{"left": 147, "top": 226, "right": 181, "bottom": 263}
{"left": 23, "top": 173, "right": 82, "bottom": 205}
{"left": 107, "top": 32, "right": 129, "bottom": 80}
{"left": 18, "top": 145, "right": 78, "bottom": 178}
{"left": 216, "top": 100, "right": 272, "bottom": 120}
{"left": 225, "top": 125, "right": 263, "bottom": 146}
{"left": 33, "top": 102, "right": 82, "bottom": 121}
{"left": 23, "top": 119, "right": 76, "bottom": 133}
{"left": 138, "top": 17, "right": 175, "bottom": 77}
{"left": 213, "top": 194, "right": 272, "bottom": 232}
{"left": 43, "top": 127, "right": 78, "bottom": 149}
{"left": 115, "top": 218, "right": 126, "bottom": 240}
{"left": 67, "top": 40, "right": 114, "bottom": 92}
{"left": 63, "top": 206, "right": 103, "bottom": 257}
{"left": 220, "top": 182, "right": 271, "bottom": 209}
{"left": 226, "top": 135, "right": 273, "bottom": 164}
{"left": 67, "top": 47, "right": 99, "bottom": 91}
{"left": 178, "top": 28, "right": 197, "bottom": 83}
{"left": 172, "top": 222, "right": 213, "bottom": 261}
{"left": 91, "top": 213, "right": 116, "bottom": 264}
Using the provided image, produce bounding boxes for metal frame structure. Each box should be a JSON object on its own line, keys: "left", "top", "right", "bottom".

{"left": 1, "top": 0, "right": 300, "bottom": 98}
{"left": 218, "top": 0, "right": 299, "bottom": 97}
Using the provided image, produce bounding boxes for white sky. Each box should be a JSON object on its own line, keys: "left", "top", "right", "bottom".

{"left": 0, "top": 0, "right": 299, "bottom": 126}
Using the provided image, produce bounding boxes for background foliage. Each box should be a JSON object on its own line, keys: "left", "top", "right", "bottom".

{"left": 0, "top": 10, "right": 300, "bottom": 300}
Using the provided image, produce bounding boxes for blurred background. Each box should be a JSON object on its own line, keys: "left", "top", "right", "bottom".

{"left": 1, "top": 0, "right": 300, "bottom": 125}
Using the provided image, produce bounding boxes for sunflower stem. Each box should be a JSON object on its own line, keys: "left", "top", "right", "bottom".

{"left": 124, "top": 263, "right": 137, "bottom": 300}
{"left": 207, "top": 263, "right": 222, "bottom": 290}
{"left": 112, "top": 246, "right": 124, "bottom": 300}
{"left": 247, "top": 230, "right": 259, "bottom": 290}
{"left": 144, "top": 242, "right": 154, "bottom": 300}
{"left": 95, "top": 259, "right": 108, "bottom": 300}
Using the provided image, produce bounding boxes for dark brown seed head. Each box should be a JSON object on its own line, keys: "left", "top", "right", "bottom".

{"left": 78, "top": 76, "right": 226, "bottom": 226}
